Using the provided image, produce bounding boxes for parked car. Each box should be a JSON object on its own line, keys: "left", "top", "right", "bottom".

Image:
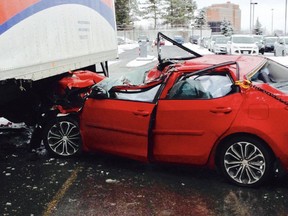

{"left": 227, "top": 35, "right": 259, "bottom": 55}
{"left": 253, "top": 35, "right": 265, "bottom": 54}
{"left": 173, "top": 35, "right": 184, "bottom": 44}
{"left": 117, "top": 37, "right": 125, "bottom": 45}
{"left": 207, "top": 35, "right": 225, "bottom": 51}
{"left": 154, "top": 38, "right": 165, "bottom": 46}
{"left": 274, "top": 36, "right": 288, "bottom": 56}
{"left": 202, "top": 37, "right": 210, "bottom": 48}
{"left": 213, "top": 37, "right": 229, "bottom": 54}
{"left": 263, "top": 36, "right": 277, "bottom": 52}
{"left": 138, "top": 35, "right": 149, "bottom": 43}
{"left": 42, "top": 32, "right": 288, "bottom": 188}
{"left": 189, "top": 35, "right": 199, "bottom": 44}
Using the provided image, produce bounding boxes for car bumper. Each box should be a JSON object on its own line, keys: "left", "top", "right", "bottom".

{"left": 214, "top": 47, "right": 227, "bottom": 54}
{"left": 232, "top": 49, "right": 258, "bottom": 55}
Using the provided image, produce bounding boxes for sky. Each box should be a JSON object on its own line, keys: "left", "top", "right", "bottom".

{"left": 196, "top": 0, "right": 288, "bottom": 34}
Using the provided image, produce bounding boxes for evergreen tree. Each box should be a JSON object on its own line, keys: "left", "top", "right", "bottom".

{"left": 194, "top": 8, "right": 206, "bottom": 28}
{"left": 162, "top": 0, "right": 197, "bottom": 27}
{"left": 115, "top": 0, "right": 131, "bottom": 29}
{"left": 254, "top": 18, "right": 263, "bottom": 35}
{"left": 220, "top": 19, "right": 233, "bottom": 36}
{"left": 129, "top": 0, "right": 140, "bottom": 24}
{"left": 140, "top": 0, "right": 164, "bottom": 29}
{"left": 194, "top": 9, "right": 206, "bottom": 38}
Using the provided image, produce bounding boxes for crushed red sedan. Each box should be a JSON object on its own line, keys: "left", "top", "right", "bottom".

{"left": 42, "top": 33, "right": 288, "bottom": 187}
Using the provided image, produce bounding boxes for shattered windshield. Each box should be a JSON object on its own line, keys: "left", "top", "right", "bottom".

{"left": 96, "top": 70, "right": 148, "bottom": 92}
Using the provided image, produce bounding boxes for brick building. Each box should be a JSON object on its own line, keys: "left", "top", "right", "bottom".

{"left": 205, "top": 1, "right": 241, "bottom": 33}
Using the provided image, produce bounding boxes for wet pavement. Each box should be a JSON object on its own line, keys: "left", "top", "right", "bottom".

{"left": 1, "top": 127, "right": 288, "bottom": 216}
{"left": 1, "top": 48, "right": 288, "bottom": 215}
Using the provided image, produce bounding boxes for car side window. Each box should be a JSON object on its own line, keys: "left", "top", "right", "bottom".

{"left": 168, "top": 74, "right": 233, "bottom": 99}
{"left": 113, "top": 84, "right": 161, "bottom": 102}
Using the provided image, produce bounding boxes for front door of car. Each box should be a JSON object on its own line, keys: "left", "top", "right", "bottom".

{"left": 80, "top": 98, "right": 156, "bottom": 161}
{"left": 152, "top": 73, "right": 244, "bottom": 165}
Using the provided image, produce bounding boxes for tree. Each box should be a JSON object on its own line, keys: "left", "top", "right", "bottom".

{"left": 115, "top": 0, "right": 131, "bottom": 29}
{"left": 254, "top": 18, "right": 263, "bottom": 35}
{"left": 129, "top": 0, "right": 140, "bottom": 24}
{"left": 140, "top": 0, "right": 164, "bottom": 29}
{"left": 194, "top": 9, "right": 206, "bottom": 38}
{"left": 162, "top": 0, "right": 197, "bottom": 27}
{"left": 220, "top": 19, "right": 233, "bottom": 36}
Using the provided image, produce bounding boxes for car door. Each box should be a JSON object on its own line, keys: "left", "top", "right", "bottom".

{"left": 152, "top": 73, "right": 243, "bottom": 165}
{"left": 80, "top": 94, "right": 156, "bottom": 162}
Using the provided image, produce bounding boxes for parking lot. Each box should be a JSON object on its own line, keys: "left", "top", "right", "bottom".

{"left": 1, "top": 45, "right": 288, "bottom": 216}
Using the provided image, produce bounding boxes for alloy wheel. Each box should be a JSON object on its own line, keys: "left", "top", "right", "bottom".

{"left": 223, "top": 141, "right": 266, "bottom": 185}
{"left": 46, "top": 119, "right": 81, "bottom": 157}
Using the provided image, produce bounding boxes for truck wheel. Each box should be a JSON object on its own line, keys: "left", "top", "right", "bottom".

{"left": 218, "top": 136, "right": 273, "bottom": 187}
{"left": 43, "top": 117, "right": 82, "bottom": 157}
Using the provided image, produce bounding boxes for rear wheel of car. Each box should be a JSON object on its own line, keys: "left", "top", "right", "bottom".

{"left": 43, "top": 117, "right": 82, "bottom": 157}
{"left": 219, "top": 136, "right": 273, "bottom": 187}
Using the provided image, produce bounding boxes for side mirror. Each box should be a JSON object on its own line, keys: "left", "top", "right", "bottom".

{"left": 88, "top": 86, "right": 109, "bottom": 99}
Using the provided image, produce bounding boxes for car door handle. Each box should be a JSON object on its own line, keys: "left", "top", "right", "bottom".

{"left": 210, "top": 107, "right": 232, "bottom": 114}
{"left": 133, "top": 110, "right": 150, "bottom": 117}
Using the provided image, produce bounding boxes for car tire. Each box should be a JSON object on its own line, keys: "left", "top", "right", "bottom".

{"left": 43, "top": 116, "right": 82, "bottom": 157}
{"left": 219, "top": 136, "right": 273, "bottom": 187}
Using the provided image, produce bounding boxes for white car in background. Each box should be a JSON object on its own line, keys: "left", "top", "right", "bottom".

{"left": 227, "top": 35, "right": 259, "bottom": 55}
{"left": 274, "top": 36, "right": 288, "bottom": 56}
{"left": 213, "top": 37, "right": 229, "bottom": 54}
{"left": 207, "top": 35, "right": 225, "bottom": 51}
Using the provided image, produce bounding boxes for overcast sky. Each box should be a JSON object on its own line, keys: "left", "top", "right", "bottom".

{"left": 196, "top": 0, "right": 287, "bottom": 33}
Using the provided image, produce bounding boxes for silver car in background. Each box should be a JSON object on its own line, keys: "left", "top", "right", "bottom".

{"left": 207, "top": 35, "right": 225, "bottom": 51}
{"left": 213, "top": 37, "right": 229, "bottom": 54}
{"left": 274, "top": 36, "right": 288, "bottom": 56}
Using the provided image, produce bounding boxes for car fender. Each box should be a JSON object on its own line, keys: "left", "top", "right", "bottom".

{"left": 207, "top": 123, "right": 280, "bottom": 170}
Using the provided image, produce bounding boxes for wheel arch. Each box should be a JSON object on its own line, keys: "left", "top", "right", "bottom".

{"left": 211, "top": 132, "right": 276, "bottom": 170}
{"left": 42, "top": 113, "right": 82, "bottom": 157}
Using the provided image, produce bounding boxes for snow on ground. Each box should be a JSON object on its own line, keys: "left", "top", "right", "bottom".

{"left": 126, "top": 55, "right": 157, "bottom": 67}
{"left": 0, "top": 117, "right": 25, "bottom": 129}
{"left": 118, "top": 43, "right": 139, "bottom": 55}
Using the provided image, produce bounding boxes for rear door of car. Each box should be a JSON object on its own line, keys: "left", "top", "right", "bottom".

{"left": 80, "top": 97, "right": 156, "bottom": 162}
{"left": 153, "top": 72, "right": 244, "bottom": 165}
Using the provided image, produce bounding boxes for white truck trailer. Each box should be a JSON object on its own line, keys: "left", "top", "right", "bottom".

{"left": 0, "top": 0, "right": 118, "bottom": 124}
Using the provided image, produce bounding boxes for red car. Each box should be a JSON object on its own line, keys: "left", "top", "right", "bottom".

{"left": 42, "top": 33, "right": 288, "bottom": 187}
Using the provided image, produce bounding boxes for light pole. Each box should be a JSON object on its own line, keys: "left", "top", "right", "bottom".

{"left": 271, "top": 8, "right": 274, "bottom": 35}
{"left": 285, "top": 0, "right": 287, "bottom": 35}
{"left": 251, "top": 2, "right": 258, "bottom": 34}
{"left": 250, "top": 0, "right": 252, "bottom": 34}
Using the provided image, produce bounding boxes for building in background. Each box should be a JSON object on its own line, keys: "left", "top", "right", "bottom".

{"left": 205, "top": 1, "right": 241, "bottom": 33}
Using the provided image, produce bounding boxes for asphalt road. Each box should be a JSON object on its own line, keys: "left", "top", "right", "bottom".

{"left": 1, "top": 128, "right": 288, "bottom": 216}
{"left": 1, "top": 46, "right": 288, "bottom": 216}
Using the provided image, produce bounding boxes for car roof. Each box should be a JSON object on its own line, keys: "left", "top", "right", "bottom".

{"left": 174, "top": 55, "right": 267, "bottom": 79}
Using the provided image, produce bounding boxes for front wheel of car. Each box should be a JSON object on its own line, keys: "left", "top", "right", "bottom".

{"left": 219, "top": 136, "right": 273, "bottom": 187}
{"left": 43, "top": 117, "right": 82, "bottom": 157}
